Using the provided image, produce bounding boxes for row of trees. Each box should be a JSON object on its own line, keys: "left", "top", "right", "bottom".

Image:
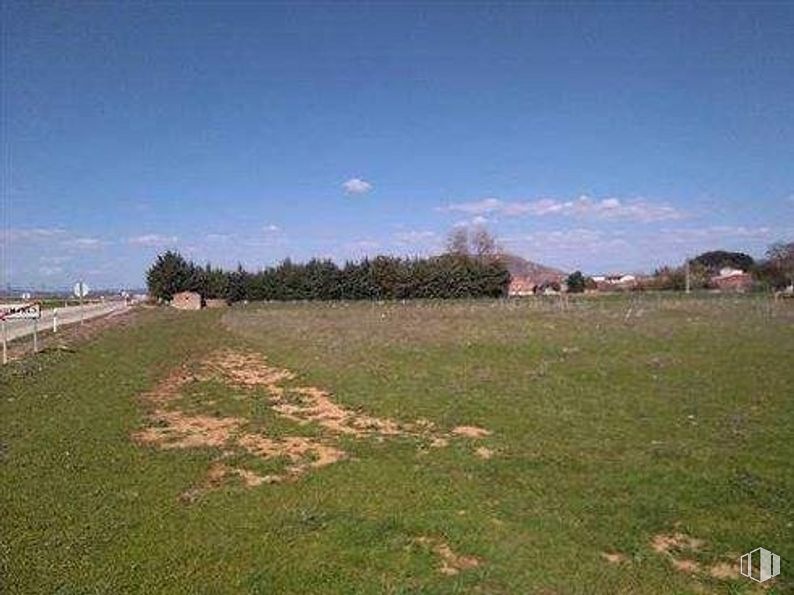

{"left": 561, "top": 243, "right": 794, "bottom": 293}
{"left": 146, "top": 250, "right": 511, "bottom": 303}
{"left": 650, "top": 244, "right": 794, "bottom": 291}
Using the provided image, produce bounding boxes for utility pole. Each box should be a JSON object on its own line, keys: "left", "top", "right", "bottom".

{"left": 685, "top": 258, "right": 691, "bottom": 294}
{"left": 2, "top": 319, "right": 7, "bottom": 365}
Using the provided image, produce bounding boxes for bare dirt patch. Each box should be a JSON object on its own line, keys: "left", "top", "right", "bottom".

{"left": 452, "top": 426, "right": 491, "bottom": 438}
{"left": 133, "top": 409, "right": 242, "bottom": 449}
{"left": 416, "top": 537, "right": 482, "bottom": 576}
{"left": 649, "top": 532, "right": 740, "bottom": 584}
{"left": 237, "top": 434, "right": 345, "bottom": 479}
{"left": 475, "top": 446, "right": 494, "bottom": 459}
{"left": 134, "top": 348, "right": 494, "bottom": 500}
{"left": 601, "top": 552, "right": 628, "bottom": 564}
{"left": 651, "top": 532, "right": 704, "bottom": 555}
{"left": 671, "top": 559, "right": 701, "bottom": 574}
{"left": 204, "top": 349, "right": 418, "bottom": 438}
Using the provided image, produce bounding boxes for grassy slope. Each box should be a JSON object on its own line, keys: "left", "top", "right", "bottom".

{"left": 1, "top": 297, "right": 792, "bottom": 594}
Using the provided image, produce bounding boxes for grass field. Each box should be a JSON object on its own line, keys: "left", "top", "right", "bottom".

{"left": 2, "top": 295, "right": 792, "bottom": 593}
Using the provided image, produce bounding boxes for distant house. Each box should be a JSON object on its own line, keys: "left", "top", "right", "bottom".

{"left": 535, "top": 280, "right": 563, "bottom": 295}
{"left": 711, "top": 268, "right": 753, "bottom": 292}
{"left": 501, "top": 254, "right": 567, "bottom": 296}
{"left": 508, "top": 277, "right": 536, "bottom": 296}
{"left": 171, "top": 291, "right": 203, "bottom": 310}
{"left": 593, "top": 274, "right": 638, "bottom": 291}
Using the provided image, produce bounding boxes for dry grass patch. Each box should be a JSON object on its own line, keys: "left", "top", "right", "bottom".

{"left": 647, "top": 531, "right": 742, "bottom": 584}
{"left": 452, "top": 426, "right": 491, "bottom": 438}
{"left": 133, "top": 348, "right": 492, "bottom": 499}
{"left": 650, "top": 532, "right": 705, "bottom": 555}
{"left": 601, "top": 552, "right": 628, "bottom": 564}
{"left": 415, "top": 536, "right": 482, "bottom": 576}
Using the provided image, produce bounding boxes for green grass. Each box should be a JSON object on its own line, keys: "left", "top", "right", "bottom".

{"left": 2, "top": 296, "right": 793, "bottom": 593}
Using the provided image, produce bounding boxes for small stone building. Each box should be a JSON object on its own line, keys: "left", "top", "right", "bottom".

{"left": 171, "top": 291, "right": 203, "bottom": 310}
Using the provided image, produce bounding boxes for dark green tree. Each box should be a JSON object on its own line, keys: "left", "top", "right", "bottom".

{"left": 566, "top": 271, "right": 586, "bottom": 293}
{"left": 692, "top": 250, "right": 755, "bottom": 274}
{"left": 145, "top": 251, "right": 192, "bottom": 301}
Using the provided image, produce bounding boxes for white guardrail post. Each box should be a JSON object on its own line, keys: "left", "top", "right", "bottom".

{"left": 53, "top": 308, "right": 59, "bottom": 333}
{"left": 2, "top": 319, "right": 7, "bottom": 365}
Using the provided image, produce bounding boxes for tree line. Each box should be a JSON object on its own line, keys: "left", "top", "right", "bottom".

{"left": 562, "top": 243, "right": 794, "bottom": 293}
{"left": 648, "top": 243, "right": 794, "bottom": 291}
{"left": 146, "top": 251, "right": 511, "bottom": 303}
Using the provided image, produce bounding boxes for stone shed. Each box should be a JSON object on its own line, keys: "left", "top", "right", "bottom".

{"left": 171, "top": 291, "right": 203, "bottom": 310}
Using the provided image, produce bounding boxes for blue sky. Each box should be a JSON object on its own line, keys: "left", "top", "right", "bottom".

{"left": 2, "top": 2, "right": 793, "bottom": 289}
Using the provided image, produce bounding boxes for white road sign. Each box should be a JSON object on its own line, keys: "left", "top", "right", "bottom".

{"left": 73, "top": 282, "right": 90, "bottom": 298}
{"left": 0, "top": 303, "right": 41, "bottom": 320}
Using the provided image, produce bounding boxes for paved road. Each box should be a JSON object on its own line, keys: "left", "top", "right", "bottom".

{"left": 2, "top": 302, "right": 128, "bottom": 343}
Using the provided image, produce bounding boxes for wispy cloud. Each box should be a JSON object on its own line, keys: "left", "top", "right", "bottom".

{"left": 394, "top": 230, "right": 438, "bottom": 244}
{"left": 342, "top": 177, "right": 373, "bottom": 195}
{"left": 2, "top": 227, "right": 67, "bottom": 243}
{"left": 65, "top": 237, "right": 103, "bottom": 249}
{"left": 128, "top": 234, "right": 178, "bottom": 247}
{"left": 441, "top": 195, "right": 684, "bottom": 223}
{"left": 656, "top": 225, "right": 779, "bottom": 244}
{"left": 263, "top": 224, "right": 281, "bottom": 233}
{"left": 502, "top": 228, "right": 629, "bottom": 254}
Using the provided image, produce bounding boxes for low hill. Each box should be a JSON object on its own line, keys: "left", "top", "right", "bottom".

{"left": 499, "top": 253, "right": 567, "bottom": 283}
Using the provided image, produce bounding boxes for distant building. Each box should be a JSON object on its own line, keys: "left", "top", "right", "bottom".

{"left": 593, "top": 274, "right": 638, "bottom": 291}
{"left": 508, "top": 277, "right": 536, "bottom": 296}
{"left": 171, "top": 291, "right": 203, "bottom": 310}
{"left": 711, "top": 268, "right": 753, "bottom": 292}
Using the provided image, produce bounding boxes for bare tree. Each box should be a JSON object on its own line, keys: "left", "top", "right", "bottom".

{"left": 471, "top": 226, "right": 497, "bottom": 259}
{"left": 767, "top": 241, "right": 794, "bottom": 285}
{"left": 446, "top": 227, "right": 470, "bottom": 256}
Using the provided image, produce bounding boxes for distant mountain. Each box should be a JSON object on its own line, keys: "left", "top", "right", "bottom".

{"left": 498, "top": 253, "right": 567, "bottom": 283}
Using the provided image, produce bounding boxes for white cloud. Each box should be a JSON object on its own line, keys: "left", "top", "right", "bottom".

{"left": 65, "top": 237, "right": 102, "bottom": 248}
{"left": 502, "top": 228, "right": 628, "bottom": 252}
{"left": 263, "top": 224, "right": 281, "bottom": 233}
{"left": 342, "top": 178, "right": 373, "bottom": 195}
{"left": 3, "top": 227, "right": 66, "bottom": 243}
{"left": 128, "top": 234, "right": 178, "bottom": 247}
{"left": 441, "top": 195, "right": 684, "bottom": 222}
{"left": 657, "top": 225, "right": 777, "bottom": 243}
{"left": 441, "top": 197, "right": 503, "bottom": 215}
{"left": 394, "top": 230, "right": 438, "bottom": 244}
